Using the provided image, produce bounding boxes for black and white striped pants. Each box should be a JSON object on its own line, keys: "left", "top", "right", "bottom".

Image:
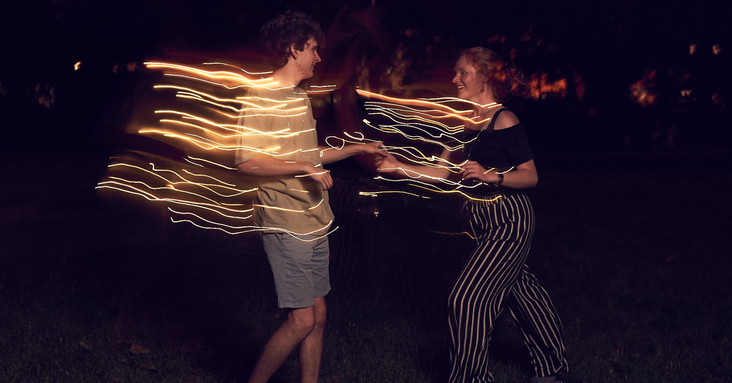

{"left": 448, "top": 192, "right": 568, "bottom": 383}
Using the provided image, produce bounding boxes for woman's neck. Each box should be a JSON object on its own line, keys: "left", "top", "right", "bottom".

{"left": 470, "top": 92, "right": 497, "bottom": 111}
{"left": 463, "top": 96, "right": 500, "bottom": 131}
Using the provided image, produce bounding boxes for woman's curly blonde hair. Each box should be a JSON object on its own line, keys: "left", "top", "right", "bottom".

{"left": 460, "top": 47, "right": 528, "bottom": 102}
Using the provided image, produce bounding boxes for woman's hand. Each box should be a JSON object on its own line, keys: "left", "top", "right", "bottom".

{"left": 375, "top": 152, "right": 401, "bottom": 173}
{"left": 460, "top": 160, "right": 538, "bottom": 188}
{"left": 461, "top": 160, "right": 499, "bottom": 183}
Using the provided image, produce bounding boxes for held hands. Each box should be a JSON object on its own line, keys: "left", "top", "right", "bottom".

{"left": 364, "top": 141, "right": 399, "bottom": 173}
{"left": 361, "top": 141, "right": 389, "bottom": 157}
{"left": 304, "top": 141, "right": 385, "bottom": 190}
{"left": 375, "top": 152, "right": 401, "bottom": 173}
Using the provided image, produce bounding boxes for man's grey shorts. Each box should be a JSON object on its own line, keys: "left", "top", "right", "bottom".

{"left": 262, "top": 233, "right": 331, "bottom": 309}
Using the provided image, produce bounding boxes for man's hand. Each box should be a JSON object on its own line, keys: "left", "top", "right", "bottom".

{"left": 319, "top": 141, "right": 387, "bottom": 165}
{"left": 309, "top": 170, "right": 333, "bottom": 190}
{"left": 361, "top": 141, "right": 388, "bottom": 157}
{"left": 302, "top": 163, "right": 333, "bottom": 190}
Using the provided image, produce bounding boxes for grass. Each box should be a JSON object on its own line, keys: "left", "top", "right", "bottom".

{"left": 1, "top": 150, "right": 731, "bottom": 382}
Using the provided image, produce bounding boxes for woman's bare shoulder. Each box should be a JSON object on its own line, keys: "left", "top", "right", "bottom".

{"left": 493, "top": 110, "right": 520, "bottom": 130}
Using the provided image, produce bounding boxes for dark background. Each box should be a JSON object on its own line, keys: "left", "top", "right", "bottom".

{"left": 1, "top": 2, "right": 731, "bottom": 381}
{"left": 1, "top": 0, "right": 730, "bottom": 156}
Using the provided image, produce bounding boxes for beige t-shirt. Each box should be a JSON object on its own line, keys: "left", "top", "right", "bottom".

{"left": 235, "top": 86, "right": 333, "bottom": 235}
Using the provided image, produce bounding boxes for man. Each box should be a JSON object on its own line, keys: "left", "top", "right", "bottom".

{"left": 235, "top": 11, "right": 385, "bottom": 383}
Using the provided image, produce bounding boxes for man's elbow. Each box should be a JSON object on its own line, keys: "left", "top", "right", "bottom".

{"left": 236, "top": 162, "right": 253, "bottom": 175}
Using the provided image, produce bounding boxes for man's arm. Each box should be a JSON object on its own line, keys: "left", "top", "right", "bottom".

{"left": 236, "top": 155, "right": 333, "bottom": 190}
{"left": 319, "top": 141, "right": 386, "bottom": 165}
{"left": 375, "top": 147, "right": 453, "bottom": 182}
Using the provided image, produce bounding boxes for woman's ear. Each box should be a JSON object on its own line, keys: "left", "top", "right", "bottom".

{"left": 480, "top": 80, "right": 487, "bottom": 94}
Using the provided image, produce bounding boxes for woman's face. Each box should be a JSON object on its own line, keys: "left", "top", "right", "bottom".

{"left": 452, "top": 56, "right": 486, "bottom": 102}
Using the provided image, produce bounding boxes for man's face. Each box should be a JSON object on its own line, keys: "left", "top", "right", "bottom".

{"left": 294, "top": 37, "right": 321, "bottom": 79}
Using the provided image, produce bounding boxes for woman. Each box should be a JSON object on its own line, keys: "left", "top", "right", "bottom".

{"left": 376, "top": 47, "right": 569, "bottom": 383}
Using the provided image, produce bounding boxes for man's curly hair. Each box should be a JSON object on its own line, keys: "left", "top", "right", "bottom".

{"left": 260, "top": 11, "right": 325, "bottom": 70}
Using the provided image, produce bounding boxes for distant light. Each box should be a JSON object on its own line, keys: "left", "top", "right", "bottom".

{"left": 629, "top": 73, "right": 656, "bottom": 107}
{"left": 713, "top": 44, "right": 722, "bottom": 55}
{"left": 681, "top": 90, "right": 692, "bottom": 97}
{"left": 528, "top": 73, "right": 567, "bottom": 100}
{"left": 74, "top": 62, "right": 81, "bottom": 71}
{"left": 712, "top": 92, "right": 722, "bottom": 105}
{"left": 689, "top": 44, "right": 697, "bottom": 55}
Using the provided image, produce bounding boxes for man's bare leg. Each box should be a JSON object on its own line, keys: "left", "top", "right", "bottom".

{"left": 248, "top": 304, "right": 317, "bottom": 383}
{"left": 299, "top": 297, "right": 327, "bottom": 383}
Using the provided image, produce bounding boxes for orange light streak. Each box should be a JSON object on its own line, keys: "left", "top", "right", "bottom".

{"left": 305, "top": 84, "right": 337, "bottom": 93}
{"left": 105, "top": 162, "right": 254, "bottom": 199}
{"left": 185, "top": 156, "right": 236, "bottom": 170}
{"left": 97, "top": 61, "right": 348, "bottom": 238}
{"left": 201, "top": 61, "right": 273, "bottom": 75}
{"left": 169, "top": 216, "right": 338, "bottom": 240}
{"left": 428, "top": 228, "right": 477, "bottom": 240}
{"left": 358, "top": 91, "right": 513, "bottom": 207}
{"left": 357, "top": 89, "right": 499, "bottom": 122}
{"left": 99, "top": 60, "right": 511, "bottom": 238}
{"left": 96, "top": 181, "right": 253, "bottom": 216}
{"left": 359, "top": 190, "right": 431, "bottom": 199}
{"left": 145, "top": 62, "right": 275, "bottom": 87}
{"left": 361, "top": 118, "right": 467, "bottom": 151}
{"left": 389, "top": 179, "right": 504, "bottom": 203}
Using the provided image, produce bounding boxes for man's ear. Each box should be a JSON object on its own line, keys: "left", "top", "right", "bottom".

{"left": 289, "top": 43, "right": 300, "bottom": 59}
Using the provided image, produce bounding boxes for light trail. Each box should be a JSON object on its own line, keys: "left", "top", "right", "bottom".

{"left": 358, "top": 90, "right": 513, "bottom": 209}
{"left": 97, "top": 60, "right": 514, "bottom": 239}
{"left": 96, "top": 61, "right": 349, "bottom": 238}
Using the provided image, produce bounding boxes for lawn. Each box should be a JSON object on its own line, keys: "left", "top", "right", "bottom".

{"left": 1, "top": 150, "right": 730, "bottom": 383}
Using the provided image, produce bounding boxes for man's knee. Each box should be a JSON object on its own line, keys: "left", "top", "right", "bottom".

{"left": 313, "top": 299, "right": 327, "bottom": 328}
{"left": 287, "top": 307, "right": 318, "bottom": 335}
